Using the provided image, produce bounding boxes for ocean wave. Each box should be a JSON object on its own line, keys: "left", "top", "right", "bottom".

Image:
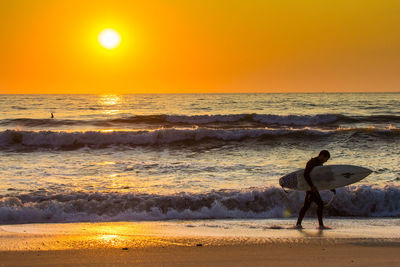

{"left": 0, "top": 185, "right": 399, "bottom": 224}
{"left": 3, "top": 113, "right": 400, "bottom": 131}
{"left": 2, "top": 114, "right": 400, "bottom": 129}
{"left": 0, "top": 127, "right": 398, "bottom": 150}
{"left": 0, "top": 113, "right": 350, "bottom": 128}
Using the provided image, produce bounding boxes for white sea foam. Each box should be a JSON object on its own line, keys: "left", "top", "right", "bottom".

{"left": 1, "top": 185, "right": 399, "bottom": 224}
{"left": 0, "top": 128, "right": 329, "bottom": 148}
{"left": 1, "top": 127, "right": 398, "bottom": 149}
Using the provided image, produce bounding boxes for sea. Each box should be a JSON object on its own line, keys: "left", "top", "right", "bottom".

{"left": 0, "top": 93, "right": 399, "bottom": 224}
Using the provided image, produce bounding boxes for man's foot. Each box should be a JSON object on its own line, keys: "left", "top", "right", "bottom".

{"left": 317, "top": 225, "right": 332, "bottom": 230}
{"left": 290, "top": 224, "right": 303, "bottom": 229}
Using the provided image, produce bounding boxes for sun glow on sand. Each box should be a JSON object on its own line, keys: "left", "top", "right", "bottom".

{"left": 98, "top": 29, "right": 121, "bottom": 49}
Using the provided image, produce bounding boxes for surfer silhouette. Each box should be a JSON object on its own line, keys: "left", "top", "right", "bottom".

{"left": 295, "top": 150, "right": 332, "bottom": 230}
{"left": 51, "top": 113, "right": 54, "bottom": 119}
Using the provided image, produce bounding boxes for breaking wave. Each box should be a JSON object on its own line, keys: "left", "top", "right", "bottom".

{"left": 2, "top": 113, "right": 399, "bottom": 129}
{"left": 0, "top": 185, "right": 399, "bottom": 224}
{"left": 1, "top": 127, "right": 399, "bottom": 149}
{"left": 0, "top": 127, "right": 399, "bottom": 150}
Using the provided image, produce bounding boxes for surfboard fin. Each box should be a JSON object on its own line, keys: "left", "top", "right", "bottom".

{"left": 325, "top": 193, "right": 336, "bottom": 207}
{"left": 281, "top": 186, "right": 289, "bottom": 194}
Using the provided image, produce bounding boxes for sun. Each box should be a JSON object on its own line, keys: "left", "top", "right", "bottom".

{"left": 98, "top": 29, "right": 121, "bottom": 49}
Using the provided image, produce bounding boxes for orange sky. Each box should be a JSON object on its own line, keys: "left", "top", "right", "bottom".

{"left": 0, "top": 0, "right": 399, "bottom": 94}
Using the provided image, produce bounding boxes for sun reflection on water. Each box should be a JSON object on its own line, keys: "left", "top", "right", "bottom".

{"left": 100, "top": 95, "right": 120, "bottom": 106}
{"left": 99, "top": 95, "right": 121, "bottom": 115}
{"left": 96, "top": 161, "right": 116, "bottom": 166}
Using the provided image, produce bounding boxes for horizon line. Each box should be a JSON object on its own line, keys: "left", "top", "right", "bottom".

{"left": 1, "top": 91, "right": 399, "bottom": 95}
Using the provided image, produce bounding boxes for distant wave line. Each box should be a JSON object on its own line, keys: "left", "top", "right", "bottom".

{"left": 2, "top": 113, "right": 400, "bottom": 128}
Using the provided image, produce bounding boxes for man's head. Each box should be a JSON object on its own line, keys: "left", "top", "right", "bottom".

{"left": 318, "top": 150, "right": 330, "bottom": 163}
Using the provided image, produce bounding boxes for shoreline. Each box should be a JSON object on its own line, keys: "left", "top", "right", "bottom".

{"left": 1, "top": 219, "right": 399, "bottom": 266}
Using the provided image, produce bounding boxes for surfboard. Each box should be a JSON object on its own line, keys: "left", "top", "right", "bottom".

{"left": 279, "top": 165, "right": 372, "bottom": 191}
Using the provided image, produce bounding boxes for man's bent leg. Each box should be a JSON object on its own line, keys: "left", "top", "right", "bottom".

{"left": 312, "top": 191, "right": 324, "bottom": 226}
{"left": 296, "top": 191, "right": 312, "bottom": 226}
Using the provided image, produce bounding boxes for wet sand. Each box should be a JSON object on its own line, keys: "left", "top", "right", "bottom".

{"left": 2, "top": 244, "right": 400, "bottom": 267}
{"left": 1, "top": 219, "right": 399, "bottom": 266}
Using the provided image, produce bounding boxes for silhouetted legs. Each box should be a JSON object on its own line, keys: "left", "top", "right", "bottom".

{"left": 296, "top": 191, "right": 324, "bottom": 227}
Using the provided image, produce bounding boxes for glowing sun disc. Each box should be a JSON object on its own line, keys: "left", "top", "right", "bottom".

{"left": 98, "top": 29, "right": 121, "bottom": 49}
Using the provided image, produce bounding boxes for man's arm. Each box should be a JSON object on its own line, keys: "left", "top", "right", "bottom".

{"left": 304, "top": 160, "right": 315, "bottom": 188}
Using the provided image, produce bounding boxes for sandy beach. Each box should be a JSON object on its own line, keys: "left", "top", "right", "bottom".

{"left": 1, "top": 219, "right": 399, "bottom": 266}
{"left": 2, "top": 244, "right": 400, "bottom": 267}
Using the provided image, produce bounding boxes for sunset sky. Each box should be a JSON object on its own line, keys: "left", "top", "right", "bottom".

{"left": 0, "top": 0, "right": 399, "bottom": 94}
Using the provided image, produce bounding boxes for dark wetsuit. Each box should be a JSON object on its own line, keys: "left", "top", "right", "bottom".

{"left": 296, "top": 157, "right": 324, "bottom": 226}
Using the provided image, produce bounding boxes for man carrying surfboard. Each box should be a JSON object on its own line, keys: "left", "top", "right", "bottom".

{"left": 295, "top": 150, "right": 332, "bottom": 230}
